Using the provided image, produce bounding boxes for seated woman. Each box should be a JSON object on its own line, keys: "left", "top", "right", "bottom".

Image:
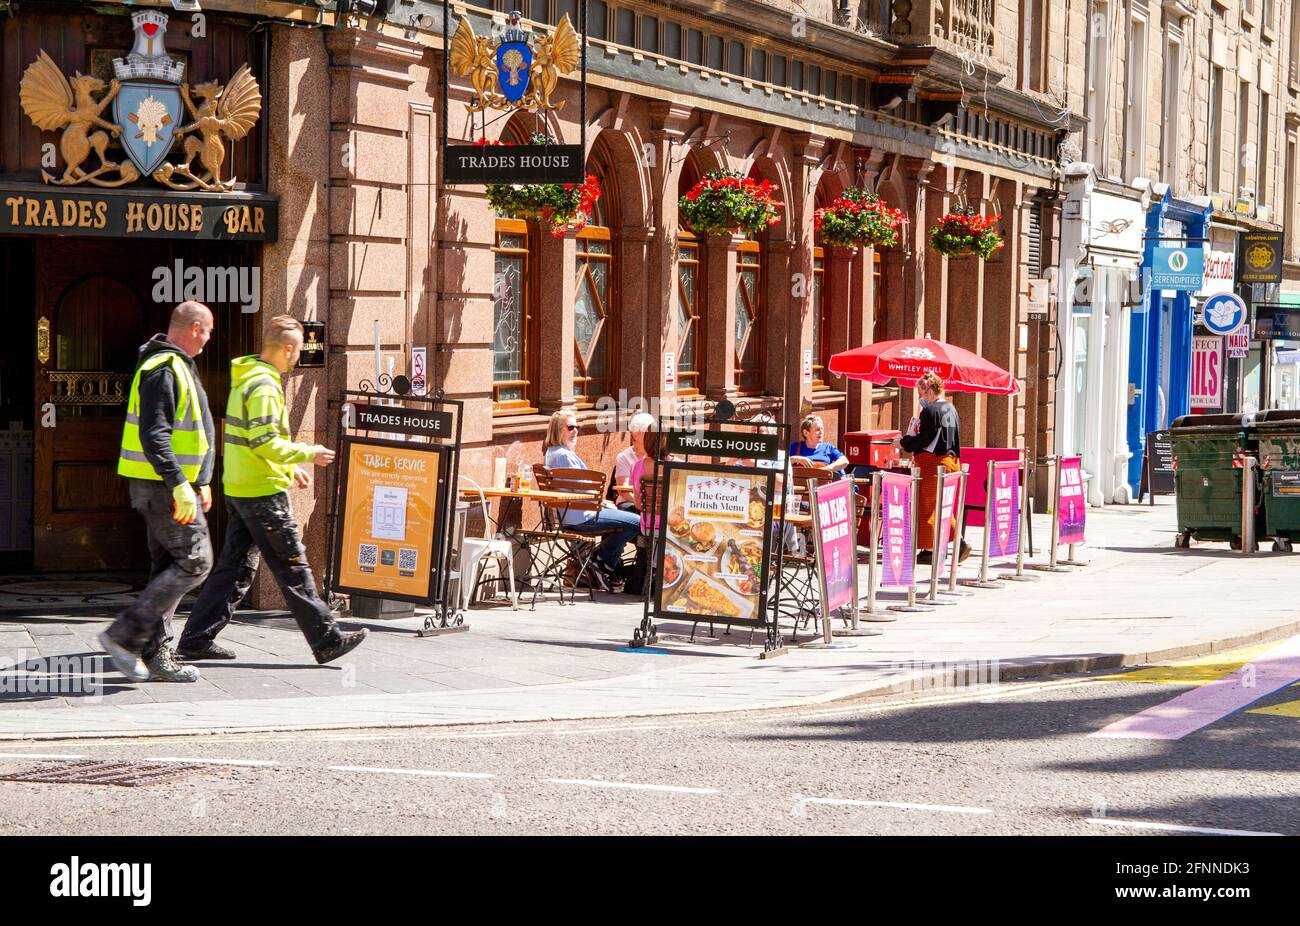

{"left": 789, "top": 414, "right": 849, "bottom": 474}
{"left": 542, "top": 410, "right": 641, "bottom": 589}
{"left": 614, "top": 412, "right": 655, "bottom": 511}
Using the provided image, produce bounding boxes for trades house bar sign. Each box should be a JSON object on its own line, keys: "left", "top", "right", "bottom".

{"left": 442, "top": 8, "right": 587, "bottom": 184}
{"left": 7, "top": 10, "right": 275, "bottom": 242}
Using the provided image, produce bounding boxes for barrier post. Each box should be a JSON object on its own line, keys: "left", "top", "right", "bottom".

{"left": 1028, "top": 455, "right": 1072, "bottom": 573}
{"left": 859, "top": 472, "right": 897, "bottom": 622}
{"left": 835, "top": 477, "right": 885, "bottom": 635}
{"left": 943, "top": 466, "right": 974, "bottom": 597}
{"left": 960, "top": 459, "right": 1005, "bottom": 589}
{"left": 1241, "top": 454, "right": 1257, "bottom": 555}
{"left": 888, "top": 470, "right": 932, "bottom": 613}
{"left": 998, "top": 456, "right": 1039, "bottom": 582}
{"left": 925, "top": 464, "right": 956, "bottom": 605}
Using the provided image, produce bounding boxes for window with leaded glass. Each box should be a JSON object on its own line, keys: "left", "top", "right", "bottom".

{"left": 676, "top": 233, "right": 702, "bottom": 396}
{"left": 574, "top": 228, "right": 614, "bottom": 404}
{"left": 811, "top": 248, "right": 828, "bottom": 389}
{"left": 735, "top": 239, "right": 763, "bottom": 394}
{"left": 492, "top": 219, "right": 535, "bottom": 414}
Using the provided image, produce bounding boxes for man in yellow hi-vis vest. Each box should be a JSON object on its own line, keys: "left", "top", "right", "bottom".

{"left": 179, "top": 315, "right": 367, "bottom": 665}
{"left": 99, "top": 301, "right": 217, "bottom": 684}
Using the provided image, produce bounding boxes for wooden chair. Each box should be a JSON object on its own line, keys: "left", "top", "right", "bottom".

{"left": 517, "top": 467, "right": 616, "bottom": 607}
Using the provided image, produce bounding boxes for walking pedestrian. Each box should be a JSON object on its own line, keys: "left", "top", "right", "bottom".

{"left": 894, "top": 372, "right": 971, "bottom": 565}
{"left": 178, "top": 315, "right": 367, "bottom": 665}
{"left": 99, "top": 301, "right": 217, "bottom": 683}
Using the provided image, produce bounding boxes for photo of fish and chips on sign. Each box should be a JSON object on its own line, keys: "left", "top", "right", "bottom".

{"left": 655, "top": 466, "right": 775, "bottom": 624}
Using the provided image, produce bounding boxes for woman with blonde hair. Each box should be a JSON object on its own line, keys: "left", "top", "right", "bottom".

{"left": 894, "top": 372, "right": 971, "bottom": 564}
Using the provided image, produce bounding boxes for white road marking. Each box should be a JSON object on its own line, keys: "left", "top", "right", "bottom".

{"left": 146, "top": 757, "right": 279, "bottom": 767}
{"left": 0, "top": 752, "right": 88, "bottom": 761}
{"left": 1086, "top": 818, "right": 1282, "bottom": 837}
{"left": 327, "top": 765, "right": 494, "bottom": 780}
{"left": 801, "top": 796, "right": 992, "bottom": 815}
{"left": 544, "top": 777, "right": 719, "bottom": 795}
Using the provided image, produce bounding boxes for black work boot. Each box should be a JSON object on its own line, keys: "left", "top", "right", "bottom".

{"left": 313, "top": 628, "right": 369, "bottom": 665}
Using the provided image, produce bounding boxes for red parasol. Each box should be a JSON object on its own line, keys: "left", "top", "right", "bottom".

{"left": 828, "top": 338, "right": 1021, "bottom": 395}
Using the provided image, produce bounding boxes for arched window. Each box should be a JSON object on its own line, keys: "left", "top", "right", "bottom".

{"left": 735, "top": 166, "right": 772, "bottom": 395}
{"left": 675, "top": 160, "right": 705, "bottom": 397}
{"left": 492, "top": 123, "right": 538, "bottom": 415}
{"left": 574, "top": 145, "right": 617, "bottom": 405}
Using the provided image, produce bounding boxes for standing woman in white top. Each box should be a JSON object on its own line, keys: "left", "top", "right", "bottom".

{"left": 614, "top": 412, "right": 656, "bottom": 511}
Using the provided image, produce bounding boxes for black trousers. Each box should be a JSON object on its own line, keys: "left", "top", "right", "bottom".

{"left": 181, "top": 492, "right": 341, "bottom": 653}
{"left": 109, "top": 480, "right": 213, "bottom": 659}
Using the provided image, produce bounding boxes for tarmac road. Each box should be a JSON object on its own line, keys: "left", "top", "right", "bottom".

{"left": 1, "top": 657, "right": 1297, "bottom": 836}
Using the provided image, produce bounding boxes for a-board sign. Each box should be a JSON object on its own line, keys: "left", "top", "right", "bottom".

{"left": 332, "top": 438, "right": 446, "bottom": 603}
{"left": 811, "top": 478, "right": 857, "bottom": 618}
{"left": 1139, "top": 429, "right": 1175, "bottom": 503}
{"left": 663, "top": 429, "right": 780, "bottom": 461}
{"left": 654, "top": 462, "right": 774, "bottom": 625}
{"left": 353, "top": 403, "right": 453, "bottom": 440}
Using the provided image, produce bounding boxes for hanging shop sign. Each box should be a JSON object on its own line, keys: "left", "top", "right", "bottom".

{"left": 1191, "top": 335, "right": 1225, "bottom": 409}
{"left": 441, "top": 9, "right": 587, "bottom": 184}
{"left": 654, "top": 464, "right": 774, "bottom": 625}
{"left": 1227, "top": 333, "right": 1251, "bottom": 359}
{"left": 332, "top": 438, "right": 447, "bottom": 603}
{"left": 1198, "top": 248, "right": 1236, "bottom": 298}
{"left": 1151, "top": 246, "right": 1204, "bottom": 291}
{"left": 1200, "top": 292, "right": 1248, "bottom": 336}
{"left": 1251, "top": 305, "right": 1300, "bottom": 341}
{"left": 18, "top": 11, "right": 261, "bottom": 193}
{"left": 1236, "top": 231, "right": 1284, "bottom": 285}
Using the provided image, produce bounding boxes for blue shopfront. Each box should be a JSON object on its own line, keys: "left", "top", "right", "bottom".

{"left": 1126, "top": 190, "right": 1213, "bottom": 493}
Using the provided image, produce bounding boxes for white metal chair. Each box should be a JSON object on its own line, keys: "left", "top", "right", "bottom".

{"left": 458, "top": 476, "right": 519, "bottom": 611}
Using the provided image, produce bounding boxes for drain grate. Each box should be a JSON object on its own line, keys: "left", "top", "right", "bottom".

{"left": 0, "top": 760, "right": 224, "bottom": 787}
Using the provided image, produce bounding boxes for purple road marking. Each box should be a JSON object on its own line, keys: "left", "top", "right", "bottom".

{"left": 1091, "top": 635, "right": 1300, "bottom": 741}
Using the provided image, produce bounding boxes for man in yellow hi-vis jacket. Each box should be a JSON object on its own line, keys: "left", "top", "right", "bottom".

{"left": 179, "top": 315, "right": 367, "bottom": 665}
{"left": 99, "top": 301, "right": 216, "bottom": 684}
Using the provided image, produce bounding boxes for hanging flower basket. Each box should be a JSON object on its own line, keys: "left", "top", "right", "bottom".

{"left": 678, "top": 169, "right": 782, "bottom": 238}
{"left": 928, "top": 208, "right": 1004, "bottom": 259}
{"left": 814, "top": 189, "right": 907, "bottom": 249}
{"left": 484, "top": 134, "right": 602, "bottom": 237}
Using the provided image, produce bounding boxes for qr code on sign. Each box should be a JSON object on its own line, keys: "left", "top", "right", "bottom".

{"left": 398, "top": 548, "right": 418, "bottom": 573}
{"left": 358, "top": 544, "right": 378, "bottom": 567}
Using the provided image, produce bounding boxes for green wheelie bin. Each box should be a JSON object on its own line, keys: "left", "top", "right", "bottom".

{"left": 1169, "top": 413, "right": 1258, "bottom": 549}
{"left": 1254, "top": 409, "right": 1300, "bottom": 553}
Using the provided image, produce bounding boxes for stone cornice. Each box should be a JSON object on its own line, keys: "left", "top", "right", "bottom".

{"left": 327, "top": 28, "right": 424, "bottom": 88}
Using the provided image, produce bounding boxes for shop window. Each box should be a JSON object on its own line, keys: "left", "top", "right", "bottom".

{"left": 728, "top": 40, "right": 745, "bottom": 76}
{"left": 492, "top": 220, "right": 536, "bottom": 415}
{"left": 771, "top": 54, "right": 787, "bottom": 87}
{"left": 664, "top": 21, "right": 682, "bottom": 59}
{"left": 676, "top": 232, "right": 703, "bottom": 396}
{"left": 735, "top": 238, "right": 764, "bottom": 394}
{"left": 616, "top": 8, "right": 635, "bottom": 45}
{"left": 686, "top": 28, "right": 703, "bottom": 64}
{"left": 708, "top": 35, "right": 725, "bottom": 70}
{"left": 750, "top": 49, "right": 767, "bottom": 83}
{"left": 588, "top": 0, "right": 608, "bottom": 39}
{"left": 639, "top": 16, "right": 659, "bottom": 53}
{"left": 574, "top": 153, "right": 617, "bottom": 406}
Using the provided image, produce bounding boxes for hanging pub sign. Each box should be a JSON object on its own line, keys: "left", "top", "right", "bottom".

{"left": 653, "top": 463, "right": 775, "bottom": 626}
{"left": 1150, "top": 246, "right": 1204, "bottom": 291}
{"left": 1251, "top": 305, "right": 1300, "bottom": 341}
{"left": 297, "top": 321, "right": 326, "bottom": 368}
{"left": 1236, "top": 231, "right": 1284, "bottom": 285}
{"left": 441, "top": 7, "right": 587, "bottom": 184}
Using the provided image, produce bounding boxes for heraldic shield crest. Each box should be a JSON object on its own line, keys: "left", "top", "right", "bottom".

{"left": 450, "top": 10, "right": 580, "bottom": 114}
{"left": 495, "top": 18, "right": 534, "bottom": 105}
{"left": 18, "top": 9, "right": 261, "bottom": 191}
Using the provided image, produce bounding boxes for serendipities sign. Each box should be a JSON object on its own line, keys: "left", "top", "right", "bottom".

{"left": 987, "top": 461, "right": 1022, "bottom": 559}
{"left": 0, "top": 189, "right": 277, "bottom": 241}
{"left": 663, "top": 429, "right": 780, "bottom": 461}
{"left": 655, "top": 465, "right": 773, "bottom": 624}
{"left": 1151, "top": 246, "right": 1205, "bottom": 291}
{"left": 879, "top": 471, "right": 914, "bottom": 588}
{"left": 1236, "top": 231, "right": 1284, "bottom": 285}
{"left": 1057, "top": 456, "right": 1086, "bottom": 546}
{"left": 333, "top": 439, "right": 443, "bottom": 602}
{"left": 811, "top": 479, "right": 856, "bottom": 616}
{"left": 1191, "top": 335, "right": 1224, "bottom": 409}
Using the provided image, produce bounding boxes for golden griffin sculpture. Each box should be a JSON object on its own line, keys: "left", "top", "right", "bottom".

{"left": 155, "top": 65, "right": 262, "bottom": 192}
{"left": 449, "top": 12, "right": 580, "bottom": 114}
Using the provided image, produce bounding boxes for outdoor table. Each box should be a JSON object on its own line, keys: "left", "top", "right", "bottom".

{"left": 458, "top": 486, "right": 590, "bottom": 540}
